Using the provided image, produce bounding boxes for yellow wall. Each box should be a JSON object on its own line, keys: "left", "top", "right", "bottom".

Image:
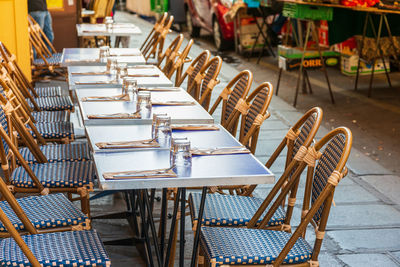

{"left": 0, "top": 0, "right": 31, "bottom": 81}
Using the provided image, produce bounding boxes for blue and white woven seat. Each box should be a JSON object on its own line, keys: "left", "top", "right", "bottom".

{"left": 33, "top": 86, "right": 62, "bottom": 97}
{"left": 200, "top": 227, "right": 312, "bottom": 266}
{"left": 0, "top": 230, "right": 111, "bottom": 266}
{"left": 29, "top": 96, "right": 73, "bottom": 111}
{"left": 0, "top": 194, "right": 88, "bottom": 232}
{"left": 19, "top": 143, "right": 91, "bottom": 164}
{"left": 10, "top": 161, "right": 94, "bottom": 188}
{"left": 33, "top": 52, "right": 63, "bottom": 66}
{"left": 33, "top": 122, "right": 74, "bottom": 139}
{"left": 31, "top": 111, "right": 68, "bottom": 122}
{"left": 189, "top": 193, "right": 285, "bottom": 227}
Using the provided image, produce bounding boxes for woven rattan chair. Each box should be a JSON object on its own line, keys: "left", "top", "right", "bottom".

{"left": 209, "top": 70, "right": 253, "bottom": 135}
{"left": 0, "top": 62, "right": 73, "bottom": 113}
{"left": 81, "top": 0, "right": 115, "bottom": 24}
{"left": 28, "top": 15, "right": 64, "bottom": 78}
{"left": 0, "top": 42, "right": 62, "bottom": 98}
{"left": 142, "top": 14, "right": 174, "bottom": 62}
{"left": 175, "top": 50, "right": 211, "bottom": 94}
{"left": 0, "top": 106, "right": 93, "bottom": 215}
{"left": 189, "top": 107, "right": 323, "bottom": 235}
{"left": 197, "top": 56, "right": 222, "bottom": 111}
{"left": 198, "top": 127, "right": 352, "bottom": 267}
{"left": 164, "top": 39, "right": 194, "bottom": 80}
{"left": 156, "top": 34, "right": 184, "bottom": 73}
{"left": 0, "top": 208, "right": 110, "bottom": 266}
{"left": 0, "top": 172, "right": 90, "bottom": 237}
{"left": 140, "top": 13, "right": 168, "bottom": 56}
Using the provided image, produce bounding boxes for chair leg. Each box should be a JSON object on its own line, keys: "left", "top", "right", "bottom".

{"left": 168, "top": 211, "right": 180, "bottom": 267}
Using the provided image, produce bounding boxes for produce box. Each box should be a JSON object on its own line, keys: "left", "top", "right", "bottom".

{"left": 283, "top": 3, "right": 333, "bottom": 21}
{"left": 239, "top": 16, "right": 267, "bottom": 49}
{"left": 340, "top": 54, "right": 390, "bottom": 76}
{"left": 278, "top": 45, "right": 340, "bottom": 59}
{"left": 279, "top": 55, "right": 340, "bottom": 70}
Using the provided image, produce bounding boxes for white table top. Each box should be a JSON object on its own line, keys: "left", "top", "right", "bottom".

{"left": 61, "top": 48, "right": 146, "bottom": 67}
{"left": 75, "top": 88, "right": 214, "bottom": 125}
{"left": 76, "top": 23, "right": 142, "bottom": 37}
{"left": 94, "top": 150, "right": 274, "bottom": 190}
{"left": 86, "top": 124, "right": 241, "bottom": 153}
{"left": 68, "top": 66, "right": 173, "bottom": 90}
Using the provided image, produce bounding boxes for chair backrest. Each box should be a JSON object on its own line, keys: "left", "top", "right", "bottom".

{"left": 237, "top": 82, "right": 274, "bottom": 154}
{"left": 90, "top": 0, "right": 115, "bottom": 23}
{"left": 198, "top": 56, "right": 222, "bottom": 111}
{"left": 140, "top": 12, "right": 168, "bottom": 52}
{"left": 0, "top": 105, "right": 47, "bottom": 195}
{"left": 176, "top": 50, "right": 210, "bottom": 93}
{"left": 271, "top": 127, "right": 352, "bottom": 266}
{"left": 209, "top": 70, "right": 253, "bottom": 136}
{"left": 165, "top": 39, "right": 194, "bottom": 80}
{"left": 28, "top": 15, "right": 56, "bottom": 55}
{"left": 142, "top": 15, "right": 174, "bottom": 61}
{"left": 157, "top": 34, "right": 184, "bottom": 73}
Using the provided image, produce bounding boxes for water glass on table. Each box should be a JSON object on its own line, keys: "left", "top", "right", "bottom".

{"left": 171, "top": 139, "right": 192, "bottom": 176}
{"left": 122, "top": 78, "right": 138, "bottom": 101}
{"left": 154, "top": 115, "right": 172, "bottom": 148}
{"left": 137, "top": 91, "right": 152, "bottom": 119}
{"left": 116, "top": 62, "right": 128, "bottom": 83}
{"left": 105, "top": 17, "right": 113, "bottom": 32}
{"left": 107, "top": 58, "right": 118, "bottom": 77}
{"left": 99, "top": 46, "right": 110, "bottom": 62}
{"left": 152, "top": 113, "right": 168, "bottom": 139}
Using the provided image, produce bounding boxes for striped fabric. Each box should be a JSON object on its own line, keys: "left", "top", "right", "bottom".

{"left": 0, "top": 194, "right": 88, "bottom": 232}
{"left": 33, "top": 86, "right": 62, "bottom": 97}
{"left": 0, "top": 106, "right": 10, "bottom": 156}
{"left": 312, "top": 134, "right": 346, "bottom": 223}
{"left": 199, "top": 59, "right": 218, "bottom": 109}
{"left": 0, "top": 230, "right": 111, "bottom": 266}
{"left": 19, "top": 143, "right": 91, "bottom": 164}
{"left": 29, "top": 96, "right": 73, "bottom": 111}
{"left": 34, "top": 122, "right": 74, "bottom": 139}
{"left": 189, "top": 193, "right": 285, "bottom": 227}
{"left": 31, "top": 111, "right": 68, "bottom": 122}
{"left": 243, "top": 87, "right": 269, "bottom": 136}
{"left": 224, "top": 74, "right": 249, "bottom": 122}
{"left": 11, "top": 161, "right": 94, "bottom": 188}
{"left": 200, "top": 227, "right": 312, "bottom": 266}
{"left": 33, "top": 52, "right": 63, "bottom": 66}
{"left": 293, "top": 114, "right": 317, "bottom": 157}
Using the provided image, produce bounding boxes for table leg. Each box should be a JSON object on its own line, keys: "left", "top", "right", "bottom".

{"left": 137, "top": 190, "right": 155, "bottom": 267}
{"left": 190, "top": 187, "right": 208, "bottom": 267}
{"left": 179, "top": 188, "right": 186, "bottom": 267}
{"left": 144, "top": 189, "right": 162, "bottom": 267}
{"left": 160, "top": 188, "right": 168, "bottom": 263}
{"left": 164, "top": 188, "right": 182, "bottom": 267}
{"left": 355, "top": 13, "right": 369, "bottom": 91}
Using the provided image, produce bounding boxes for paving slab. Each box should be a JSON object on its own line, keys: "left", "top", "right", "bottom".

{"left": 359, "top": 175, "right": 400, "bottom": 204}
{"left": 328, "top": 229, "right": 400, "bottom": 252}
{"left": 337, "top": 253, "right": 399, "bottom": 267}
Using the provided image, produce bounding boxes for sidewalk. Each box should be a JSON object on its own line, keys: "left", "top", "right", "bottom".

{"left": 90, "top": 12, "right": 400, "bottom": 266}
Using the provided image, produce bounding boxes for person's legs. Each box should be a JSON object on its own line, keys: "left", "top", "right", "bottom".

{"left": 43, "top": 11, "right": 54, "bottom": 44}
{"left": 29, "top": 11, "right": 46, "bottom": 28}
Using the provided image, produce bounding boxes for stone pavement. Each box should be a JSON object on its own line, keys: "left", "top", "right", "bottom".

{"left": 57, "top": 11, "right": 400, "bottom": 266}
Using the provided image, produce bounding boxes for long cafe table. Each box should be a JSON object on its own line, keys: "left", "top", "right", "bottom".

{"left": 60, "top": 48, "right": 146, "bottom": 67}
{"left": 75, "top": 88, "right": 214, "bottom": 125}
{"left": 76, "top": 23, "right": 142, "bottom": 37}
{"left": 68, "top": 65, "right": 173, "bottom": 89}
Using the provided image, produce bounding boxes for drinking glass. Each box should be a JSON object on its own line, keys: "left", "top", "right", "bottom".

{"left": 154, "top": 115, "right": 171, "bottom": 148}
{"left": 152, "top": 113, "right": 167, "bottom": 139}
{"left": 170, "top": 137, "right": 188, "bottom": 165}
{"left": 105, "top": 17, "right": 113, "bottom": 32}
{"left": 136, "top": 91, "right": 152, "bottom": 119}
{"left": 99, "top": 46, "right": 110, "bottom": 62}
{"left": 172, "top": 139, "right": 192, "bottom": 168}
{"left": 122, "top": 78, "right": 138, "bottom": 101}
{"left": 107, "top": 57, "right": 118, "bottom": 77}
{"left": 116, "top": 62, "right": 128, "bottom": 83}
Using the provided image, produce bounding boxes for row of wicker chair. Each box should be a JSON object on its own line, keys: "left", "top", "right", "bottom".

{"left": 152, "top": 23, "right": 354, "bottom": 267}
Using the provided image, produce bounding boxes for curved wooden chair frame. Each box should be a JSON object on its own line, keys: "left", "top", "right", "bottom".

{"left": 197, "top": 56, "right": 222, "bottom": 111}
{"left": 165, "top": 39, "right": 194, "bottom": 80}
{"left": 142, "top": 15, "right": 174, "bottom": 61}
{"left": 157, "top": 34, "right": 184, "bottom": 73}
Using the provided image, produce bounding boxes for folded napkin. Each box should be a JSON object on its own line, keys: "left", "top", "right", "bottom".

{"left": 65, "top": 59, "right": 99, "bottom": 63}
{"left": 82, "top": 30, "right": 106, "bottom": 33}
{"left": 96, "top": 139, "right": 159, "bottom": 149}
{"left": 191, "top": 146, "right": 251, "bottom": 156}
{"left": 129, "top": 65, "right": 155, "bottom": 69}
{"left": 103, "top": 167, "right": 177, "bottom": 180}
{"left": 75, "top": 80, "right": 117, "bottom": 85}
{"left": 87, "top": 112, "right": 141, "bottom": 119}
{"left": 81, "top": 94, "right": 129, "bottom": 102}
{"left": 152, "top": 101, "right": 195, "bottom": 106}
{"left": 171, "top": 124, "right": 220, "bottom": 131}
{"left": 127, "top": 74, "right": 159, "bottom": 78}
{"left": 109, "top": 53, "right": 142, "bottom": 57}
{"left": 71, "top": 71, "right": 109, "bottom": 75}
{"left": 138, "top": 87, "right": 180, "bottom": 92}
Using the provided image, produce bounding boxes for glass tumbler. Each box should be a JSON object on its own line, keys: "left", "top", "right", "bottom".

{"left": 154, "top": 115, "right": 171, "bottom": 148}
{"left": 152, "top": 113, "right": 167, "bottom": 139}
{"left": 116, "top": 63, "right": 128, "bottom": 83}
{"left": 99, "top": 46, "right": 110, "bottom": 62}
{"left": 105, "top": 17, "right": 113, "bottom": 32}
{"left": 172, "top": 139, "right": 192, "bottom": 168}
{"left": 107, "top": 57, "right": 118, "bottom": 74}
{"left": 136, "top": 91, "right": 152, "bottom": 119}
{"left": 170, "top": 137, "right": 188, "bottom": 165}
{"left": 122, "top": 78, "right": 138, "bottom": 101}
